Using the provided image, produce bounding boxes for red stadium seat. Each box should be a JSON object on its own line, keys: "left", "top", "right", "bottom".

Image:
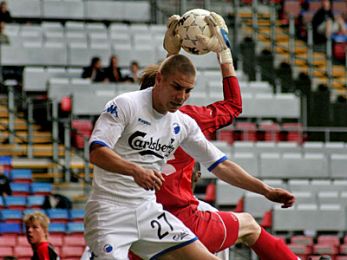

{"left": 60, "top": 246, "right": 84, "bottom": 258}
{"left": 217, "top": 129, "right": 234, "bottom": 145}
{"left": 14, "top": 246, "right": 32, "bottom": 258}
{"left": 203, "top": 183, "right": 216, "bottom": 203}
{"left": 17, "top": 235, "right": 30, "bottom": 246}
{"left": 336, "top": 256, "right": 347, "bottom": 260}
{"left": 49, "top": 234, "right": 64, "bottom": 247}
{"left": 317, "top": 235, "right": 341, "bottom": 246}
{"left": 288, "top": 243, "right": 313, "bottom": 260}
{"left": 63, "top": 234, "right": 86, "bottom": 247}
{"left": 260, "top": 210, "right": 272, "bottom": 229}
{"left": 291, "top": 235, "right": 314, "bottom": 246}
{"left": 258, "top": 122, "right": 281, "bottom": 141}
{"left": 71, "top": 119, "right": 93, "bottom": 149}
{"left": 234, "top": 122, "right": 257, "bottom": 141}
{"left": 0, "top": 246, "right": 14, "bottom": 257}
{"left": 282, "top": 122, "right": 304, "bottom": 143}
{"left": 313, "top": 244, "right": 339, "bottom": 256}
{"left": 0, "top": 235, "right": 16, "bottom": 247}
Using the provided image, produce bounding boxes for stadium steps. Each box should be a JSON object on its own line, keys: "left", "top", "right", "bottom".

{"left": 0, "top": 144, "right": 66, "bottom": 157}
{"left": 239, "top": 14, "right": 346, "bottom": 96}
{"left": 0, "top": 131, "right": 52, "bottom": 144}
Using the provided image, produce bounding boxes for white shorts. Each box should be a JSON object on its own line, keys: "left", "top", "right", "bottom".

{"left": 84, "top": 198, "right": 197, "bottom": 260}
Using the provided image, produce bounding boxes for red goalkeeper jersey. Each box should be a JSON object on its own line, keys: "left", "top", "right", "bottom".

{"left": 156, "top": 76, "right": 242, "bottom": 211}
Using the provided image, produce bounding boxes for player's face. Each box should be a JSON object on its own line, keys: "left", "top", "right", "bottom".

{"left": 155, "top": 72, "right": 195, "bottom": 113}
{"left": 25, "top": 220, "right": 47, "bottom": 245}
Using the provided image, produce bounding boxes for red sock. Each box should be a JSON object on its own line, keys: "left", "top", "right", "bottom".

{"left": 251, "top": 228, "right": 298, "bottom": 260}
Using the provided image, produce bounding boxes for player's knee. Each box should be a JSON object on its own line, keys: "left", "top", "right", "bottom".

{"left": 237, "top": 212, "right": 261, "bottom": 246}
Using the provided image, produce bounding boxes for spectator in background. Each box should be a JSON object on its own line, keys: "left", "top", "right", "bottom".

{"left": 0, "top": 165, "right": 11, "bottom": 196}
{"left": 0, "top": 1, "right": 11, "bottom": 23}
{"left": 312, "top": 0, "right": 347, "bottom": 44}
{"left": 124, "top": 61, "right": 140, "bottom": 83}
{"left": 23, "top": 211, "right": 60, "bottom": 260}
{"left": 104, "top": 55, "right": 124, "bottom": 82}
{"left": 42, "top": 193, "right": 72, "bottom": 210}
{"left": 0, "top": 21, "right": 9, "bottom": 44}
{"left": 81, "top": 56, "right": 106, "bottom": 82}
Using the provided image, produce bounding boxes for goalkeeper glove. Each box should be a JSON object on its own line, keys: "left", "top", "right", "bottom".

{"left": 198, "top": 12, "right": 233, "bottom": 64}
{"left": 163, "top": 15, "right": 182, "bottom": 56}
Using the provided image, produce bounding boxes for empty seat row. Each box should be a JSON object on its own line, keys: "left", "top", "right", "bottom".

{"left": 0, "top": 208, "right": 85, "bottom": 222}
{"left": 8, "top": 0, "right": 150, "bottom": 22}
{"left": 230, "top": 141, "right": 347, "bottom": 155}
{"left": 8, "top": 182, "right": 52, "bottom": 195}
{"left": 203, "top": 151, "right": 346, "bottom": 179}
{"left": 0, "top": 221, "right": 84, "bottom": 235}
{"left": 273, "top": 203, "right": 346, "bottom": 232}
{"left": 23, "top": 66, "right": 248, "bottom": 92}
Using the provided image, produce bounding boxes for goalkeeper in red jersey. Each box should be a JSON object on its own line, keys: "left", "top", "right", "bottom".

{"left": 136, "top": 12, "right": 299, "bottom": 260}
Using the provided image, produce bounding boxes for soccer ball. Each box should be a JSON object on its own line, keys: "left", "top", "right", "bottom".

{"left": 176, "top": 9, "right": 212, "bottom": 55}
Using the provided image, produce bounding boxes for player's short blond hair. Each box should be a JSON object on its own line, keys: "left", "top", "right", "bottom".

{"left": 23, "top": 211, "right": 50, "bottom": 234}
{"left": 159, "top": 54, "right": 196, "bottom": 79}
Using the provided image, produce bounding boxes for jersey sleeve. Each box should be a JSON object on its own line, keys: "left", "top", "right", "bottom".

{"left": 89, "top": 95, "right": 131, "bottom": 149}
{"left": 180, "top": 115, "right": 227, "bottom": 171}
{"left": 180, "top": 76, "right": 242, "bottom": 136}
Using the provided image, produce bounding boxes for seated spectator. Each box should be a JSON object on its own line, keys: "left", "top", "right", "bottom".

{"left": 312, "top": 0, "right": 347, "bottom": 44}
{"left": 0, "top": 165, "right": 11, "bottom": 196}
{"left": 81, "top": 56, "right": 106, "bottom": 82}
{"left": 104, "top": 55, "right": 124, "bottom": 82}
{"left": 23, "top": 211, "right": 60, "bottom": 260}
{"left": 42, "top": 193, "right": 72, "bottom": 210}
{"left": 0, "top": 21, "right": 9, "bottom": 44}
{"left": 124, "top": 61, "right": 140, "bottom": 83}
{"left": 0, "top": 1, "right": 11, "bottom": 23}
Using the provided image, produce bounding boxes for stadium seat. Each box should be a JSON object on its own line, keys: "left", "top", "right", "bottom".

{"left": 17, "top": 235, "right": 30, "bottom": 246}
{"left": 46, "top": 209, "right": 69, "bottom": 223}
{"left": 0, "top": 223, "right": 21, "bottom": 234}
{"left": 14, "top": 245, "right": 32, "bottom": 258}
{"left": 10, "top": 182, "right": 31, "bottom": 196}
{"left": 0, "top": 247, "right": 14, "bottom": 257}
{"left": 49, "top": 223, "right": 66, "bottom": 234}
{"left": 0, "top": 209, "right": 22, "bottom": 223}
{"left": 258, "top": 122, "right": 281, "bottom": 141}
{"left": 4, "top": 196, "right": 27, "bottom": 210}
{"left": 66, "top": 222, "right": 84, "bottom": 234}
{"left": 216, "top": 180, "right": 245, "bottom": 207}
{"left": 69, "top": 209, "right": 85, "bottom": 222}
{"left": 63, "top": 234, "right": 85, "bottom": 246}
{"left": 26, "top": 195, "right": 45, "bottom": 208}
{"left": 71, "top": 119, "right": 93, "bottom": 149}
{"left": 0, "top": 235, "right": 16, "bottom": 247}
{"left": 291, "top": 235, "right": 314, "bottom": 246}
{"left": 60, "top": 246, "right": 84, "bottom": 258}
{"left": 282, "top": 122, "right": 304, "bottom": 143}
{"left": 30, "top": 182, "right": 52, "bottom": 195}
{"left": 287, "top": 243, "right": 313, "bottom": 260}
{"left": 10, "top": 169, "right": 32, "bottom": 183}
{"left": 234, "top": 122, "right": 257, "bottom": 141}
{"left": 49, "top": 234, "right": 64, "bottom": 247}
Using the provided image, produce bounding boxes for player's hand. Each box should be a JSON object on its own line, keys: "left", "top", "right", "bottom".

{"left": 163, "top": 15, "right": 182, "bottom": 56}
{"left": 133, "top": 168, "right": 165, "bottom": 191}
{"left": 198, "top": 12, "right": 233, "bottom": 64}
{"left": 264, "top": 187, "right": 296, "bottom": 208}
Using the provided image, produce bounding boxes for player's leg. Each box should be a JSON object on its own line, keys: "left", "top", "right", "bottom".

{"left": 233, "top": 212, "right": 298, "bottom": 260}
{"left": 157, "top": 240, "right": 219, "bottom": 260}
{"left": 131, "top": 201, "right": 219, "bottom": 259}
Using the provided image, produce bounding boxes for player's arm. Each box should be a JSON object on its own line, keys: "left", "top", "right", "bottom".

{"left": 211, "top": 160, "right": 295, "bottom": 208}
{"left": 90, "top": 144, "right": 164, "bottom": 191}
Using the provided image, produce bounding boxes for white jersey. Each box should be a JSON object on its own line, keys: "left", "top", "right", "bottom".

{"left": 89, "top": 87, "right": 226, "bottom": 206}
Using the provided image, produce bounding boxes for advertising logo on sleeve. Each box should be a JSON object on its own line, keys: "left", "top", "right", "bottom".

{"left": 128, "top": 131, "right": 176, "bottom": 159}
{"left": 172, "top": 123, "right": 181, "bottom": 135}
{"left": 104, "top": 104, "right": 118, "bottom": 117}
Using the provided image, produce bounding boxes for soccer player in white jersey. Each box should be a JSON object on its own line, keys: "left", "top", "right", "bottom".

{"left": 86, "top": 53, "right": 296, "bottom": 260}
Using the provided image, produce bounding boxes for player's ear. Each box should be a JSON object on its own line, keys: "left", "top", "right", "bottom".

{"left": 155, "top": 72, "right": 162, "bottom": 86}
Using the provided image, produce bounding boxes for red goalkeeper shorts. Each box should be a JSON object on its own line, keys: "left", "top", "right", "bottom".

{"left": 173, "top": 206, "right": 239, "bottom": 253}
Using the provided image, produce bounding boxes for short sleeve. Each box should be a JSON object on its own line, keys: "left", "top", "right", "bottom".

{"left": 180, "top": 116, "right": 227, "bottom": 171}
{"left": 89, "top": 96, "right": 131, "bottom": 149}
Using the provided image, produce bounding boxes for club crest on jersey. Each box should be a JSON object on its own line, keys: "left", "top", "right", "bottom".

{"left": 128, "top": 131, "right": 175, "bottom": 159}
{"left": 103, "top": 244, "right": 113, "bottom": 253}
{"left": 104, "top": 104, "right": 118, "bottom": 117}
{"left": 172, "top": 123, "right": 180, "bottom": 135}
